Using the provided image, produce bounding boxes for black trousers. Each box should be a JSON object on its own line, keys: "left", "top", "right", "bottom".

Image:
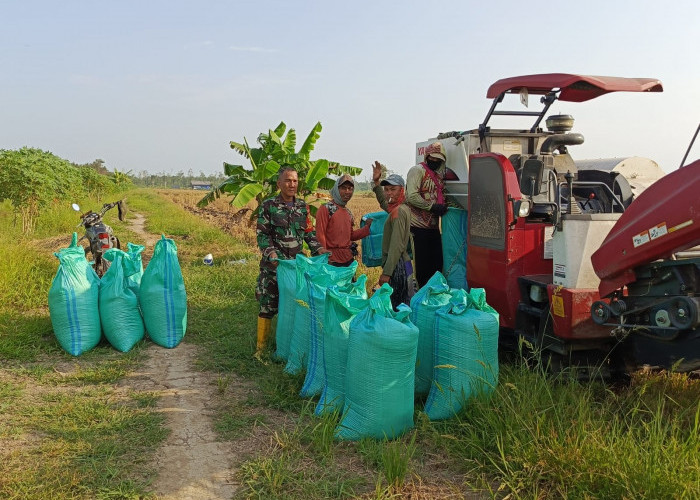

{"left": 411, "top": 227, "right": 443, "bottom": 288}
{"left": 329, "top": 259, "right": 355, "bottom": 267}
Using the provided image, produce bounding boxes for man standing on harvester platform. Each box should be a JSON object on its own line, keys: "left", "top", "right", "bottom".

{"left": 405, "top": 141, "right": 448, "bottom": 287}
{"left": 255, "top": 167, "right": 327, "bottom": 361}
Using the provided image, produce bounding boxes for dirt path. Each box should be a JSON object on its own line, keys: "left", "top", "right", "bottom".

{"left": 130, "top": 211, "right": 159, "bottom": 244}
{"left": 124, "top": 212, "right": 239, "bottom": 500}
{"left": 121, "top": 344, "right": 238, "bottom": 499}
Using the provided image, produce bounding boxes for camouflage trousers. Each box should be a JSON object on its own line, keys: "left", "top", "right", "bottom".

{"left": 255, "top": 268, "right": 279, "bottom": 319}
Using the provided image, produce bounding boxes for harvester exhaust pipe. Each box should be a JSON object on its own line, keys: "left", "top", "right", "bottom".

{"left": 540, "top": 133, "right": 585, "bottom": 154}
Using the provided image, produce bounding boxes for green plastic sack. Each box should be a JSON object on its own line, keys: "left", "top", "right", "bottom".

{"left": 425, "top": 288, "right": 499, "bottom": 420}
{"left": 140, "top": 235, "right": 187, "bottom": 348}
{"left": 302, "top": 273, "right": 366, "bottom": 398}
{"left": 125, "top": 242, "right": 145, "bottom": 301}
{"left": 285, "top": 255, "right": 353, "bottom": 375}
{"left": 48, "top": 233, "right": 102, "bottom": 356}
{"left": 360, "top": 211, "right": 389, "bottom": 267}
{"left": 100, "top": 248, "right": 145, "bottom": 352}
{"left": 441, "top": 207, "right": 468, "bottom": 290}
{"left": 336, "top": 285, "right": 419, "bottom": 440}
{"left": 315, "top": 283, "right": 369, "bottom": 416}
{"left": 274, "top": 254, "right": 328, "bottom": 361}
{"left": 410, "top": 272, "right": 456, "bottom": 395}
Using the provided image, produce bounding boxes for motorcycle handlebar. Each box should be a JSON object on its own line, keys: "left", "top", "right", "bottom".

{"left": 99, "top": 200, "right": 122, "bottom": 216}
{"left": 79, "top": 199, "right": 124, "bottom": 222}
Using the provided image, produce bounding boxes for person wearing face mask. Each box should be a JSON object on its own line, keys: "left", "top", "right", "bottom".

{"left": 404, "top": 141, "right": 448, "bottom": 287}
{"left": 315, "top": 174, "right": 373, "bottom": 267}
{"left": 370, "top": 170, "right": 412, "bottom": 309}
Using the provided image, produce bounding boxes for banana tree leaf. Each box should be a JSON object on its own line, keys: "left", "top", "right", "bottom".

{"left": 329, "top": 161, "right": 363, "bottom": 176}
{"left": 197, "top": 174, "right": 252, "bottom": 207}
{"left": 318, "top": 177, "right": 335, "bottom": 190}
{"left": 196, "top": 189, "right": 218, "bottom": 208}
{"left": 307, "top": 203, "right": 319, "bottom": 218}
{"left": 243, "top": 138, "right": 259, "bottom": 170}
{"left": 229, "top": 140, "right": 247, "bottom": 157}
{"left": 232, "top": 183, "right": 264, "bottom": 209}
{"left": 283, "top": 129, "right": 296, "bottom": 152}
{"left": 299, "top": 122, "right": 322, "bottom": 158}
{"left": 268, "top": 129, "right": 283, "bottom": 150}
{"left": 219, "top": 178, "right": 248, "bottom": 193}
{"left": 277, "top": 153, "right": 305, "bottom": 167}
{"left": 223, "top": 163, "right": 247, "bottom": 177}
{"left": 249, "top": 149, "right": 265, "bottom": 169}
{"left": 273, "top": 121, "right": 286, "bottom": 138}
{"left": 255, "top": 160, "right": 280, "bottom": 182}
{"left": 303, "top": 159, "right": 329, "bottom": 191}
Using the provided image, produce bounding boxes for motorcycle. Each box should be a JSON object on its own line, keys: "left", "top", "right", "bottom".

{"left": 72, "top": 200, "right": 127, "bottom": 277}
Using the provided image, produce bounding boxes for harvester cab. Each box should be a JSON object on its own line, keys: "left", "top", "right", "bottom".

{"left": 417, "top": 73, "right": 699, "bottom": 374}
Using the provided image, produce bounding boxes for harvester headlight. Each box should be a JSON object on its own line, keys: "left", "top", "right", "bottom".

{"left": 517, "top": 199, "right": 532, "bottom": 217}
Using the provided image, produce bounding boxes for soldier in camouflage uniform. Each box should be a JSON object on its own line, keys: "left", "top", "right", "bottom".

{"left": 255, "top": 167, "right": 327, "bottom": 360}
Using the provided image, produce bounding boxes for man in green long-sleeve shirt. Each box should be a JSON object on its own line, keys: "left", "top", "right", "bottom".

{"left": 371, "top": 166, "right": 413, "bottom": 309}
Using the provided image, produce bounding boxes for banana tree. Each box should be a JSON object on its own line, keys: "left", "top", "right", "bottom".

{"left": 197, "top": 122, "right": 362, "bottom": 219}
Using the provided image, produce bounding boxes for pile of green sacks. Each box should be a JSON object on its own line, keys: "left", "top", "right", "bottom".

{"left": 274, "top": 256, "right": 500, "bottom": 440}
{"left": 411, "top": 273, "right": 499, "bottom": 420}
{"left": 48, "top": 233, "right": 187, "bottom": 355}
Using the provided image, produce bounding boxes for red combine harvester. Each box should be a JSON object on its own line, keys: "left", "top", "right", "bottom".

{"left": 416, "top": 73, "right": 699, "bottom": 374}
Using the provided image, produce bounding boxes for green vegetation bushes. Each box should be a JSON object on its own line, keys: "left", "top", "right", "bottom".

{"left": 0, "top": 147, "right": 125, "bottom": 234}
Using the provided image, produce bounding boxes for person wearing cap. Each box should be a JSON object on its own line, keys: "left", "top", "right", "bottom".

{"left": 404, "top": 141, "right": 448, "bottom": 287}
{"left": 315, "top": 174, "right": 372, "bottom": 267}
{"left": 371, "top": 171, "right": 412, "bottom": 309}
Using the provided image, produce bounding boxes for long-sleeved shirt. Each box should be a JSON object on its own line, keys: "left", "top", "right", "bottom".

{"left": 405, "top": 163, "right": 446, "bottom": 229}
{"left": 315, "top": 202, "right": 370, "bottom": 265}
{"left": 373, "top": 185, "right": 411, "bottom": 276}
{"left": 256, "top": 195, "right": 323, "bottom": 271}
{"left": 381, "top": 203, "right": 412, "bottom": 277}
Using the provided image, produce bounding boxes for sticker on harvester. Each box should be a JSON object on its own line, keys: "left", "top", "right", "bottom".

{"left": 554, "top": 264, "right": 566, "bottom": 278}
{"left": 503, "top": 139, "right": 521, "bottom": 152}
{"left": 552, "top": 295, "right": 565, "bottom": 317}
{"left": 649, "top": 223, "right": 668, "bottom": 240}
{"left": 632, "top": 230, "right": 650, "bottom": 248}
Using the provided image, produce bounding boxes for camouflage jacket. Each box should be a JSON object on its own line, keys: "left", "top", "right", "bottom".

{"left": 257, "top": 195, "right": 323, "bottom": 270}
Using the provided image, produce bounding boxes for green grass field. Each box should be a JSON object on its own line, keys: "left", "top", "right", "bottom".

{"left": 1, "top": 190, "right": 698, "bottom": 499}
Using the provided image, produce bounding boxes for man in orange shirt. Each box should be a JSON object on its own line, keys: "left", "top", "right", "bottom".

{"left": 316, "top": 174, "right": 373, "bottom": 267}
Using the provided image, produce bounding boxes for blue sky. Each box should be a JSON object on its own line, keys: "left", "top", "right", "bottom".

{"left": 1, "top": 0, "right": 698, "bottom": 179}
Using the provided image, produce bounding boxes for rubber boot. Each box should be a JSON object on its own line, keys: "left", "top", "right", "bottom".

{"left": 254, "top": 317, "right": 272, "bottom": 362}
